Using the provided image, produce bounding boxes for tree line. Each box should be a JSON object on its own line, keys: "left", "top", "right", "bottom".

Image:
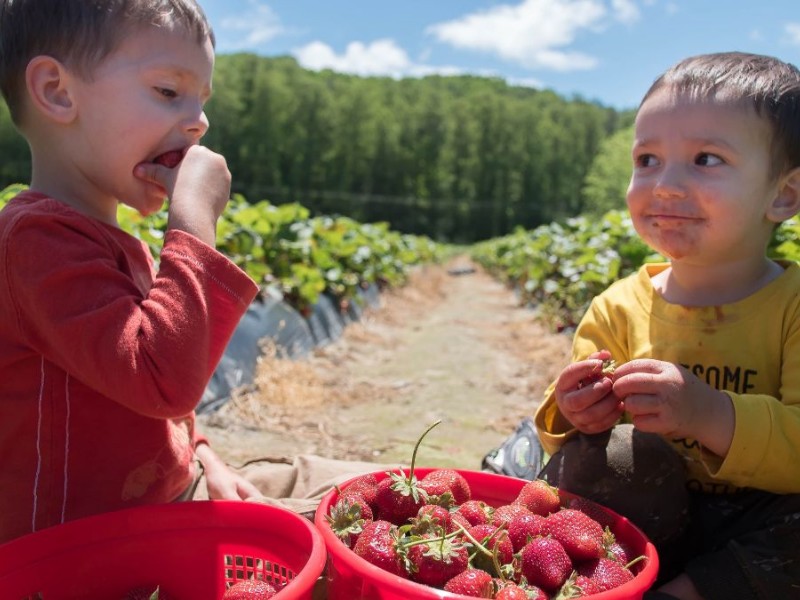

{"left": 0, "top": 54, "right": 635, "bottom": 242}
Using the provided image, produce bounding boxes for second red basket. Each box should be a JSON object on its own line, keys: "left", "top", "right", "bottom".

{"left": 0, "top": 500, "right": 327, "bottom": 600}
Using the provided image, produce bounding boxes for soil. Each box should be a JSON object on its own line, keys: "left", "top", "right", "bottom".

{"left": 197, "top": 256, "right": 572, "bottom": 471}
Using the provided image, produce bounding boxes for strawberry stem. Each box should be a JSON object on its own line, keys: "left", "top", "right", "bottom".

{"left": 624, "top": 554, "right": 648, "bottom": 570}
{"left": 455, "top": 523, "right": 495, "bottom": 559}
{"left": 407, "top": 420, "right": 442, "bottom": 485}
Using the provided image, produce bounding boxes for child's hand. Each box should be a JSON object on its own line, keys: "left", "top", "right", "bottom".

{"left": 204, "top": 464, "right": 262, "bottom": 501}
{"left": 135, "top": 145, "right": 231, "bottom": 246}
{"left": 611, "top": 359, "right": 734, "bottom": 456}
{"left": 554, "top": 349, "right": 625, "bottom": 434}
{"left": 195, "top": 443, "right": 262, "bottom": 501}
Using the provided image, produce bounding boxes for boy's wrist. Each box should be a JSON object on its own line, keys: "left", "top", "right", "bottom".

{"left": 692, "top": 389, "right": 735, "bottom": 458}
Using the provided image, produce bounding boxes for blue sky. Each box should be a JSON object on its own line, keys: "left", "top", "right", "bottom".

{"left": 200, "top": 0, "right": 800, "bottom": 110}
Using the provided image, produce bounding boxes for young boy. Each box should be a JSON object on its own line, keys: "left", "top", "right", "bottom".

{"left": 534, "top": 52, "right": 800, "bottom": 600}
{"left": 0, "top": 0, "right": 262, "bottom": 545}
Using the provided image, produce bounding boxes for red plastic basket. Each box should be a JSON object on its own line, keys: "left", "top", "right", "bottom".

{"left": 315, "top": 468, "right": 659, "bottom": 600}
{"left": 0, "top": 500, "right": 327, "bottom": 600}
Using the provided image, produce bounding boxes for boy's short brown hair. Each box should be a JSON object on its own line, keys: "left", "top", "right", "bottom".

{"left": 641, "top": 52, "right": 800, "bottom": 180}
{"left": 0, "top": 0, "right": 215, "bottom": 125}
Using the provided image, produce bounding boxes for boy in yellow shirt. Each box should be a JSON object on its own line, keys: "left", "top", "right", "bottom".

{"left": 535, "top": 52, "right": 800, "bottom": 599}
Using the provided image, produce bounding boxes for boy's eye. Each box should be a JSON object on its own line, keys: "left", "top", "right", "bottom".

{"left": 695, "top": 153, "right": 723, "bottom": 166}
{"left": 634, "top": 153, "right": 658, "bottom": 168}
{"left": 155, "top": 87, "right": 177, "bottom": 99}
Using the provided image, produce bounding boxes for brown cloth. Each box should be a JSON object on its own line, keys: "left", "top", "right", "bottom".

{"left": 192, "top": 454, "right": 396, "bottom": 518}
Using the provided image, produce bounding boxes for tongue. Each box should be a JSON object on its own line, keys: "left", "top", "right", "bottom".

{"left": 153, "top": 150, "right": 183, "bottom": 168}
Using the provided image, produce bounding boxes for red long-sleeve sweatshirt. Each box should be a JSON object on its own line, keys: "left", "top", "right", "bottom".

{"left": 0, "top": 192, "right": 259, "bottom": 544}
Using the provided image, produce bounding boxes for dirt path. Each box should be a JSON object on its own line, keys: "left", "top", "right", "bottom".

{"left": 198, "top": 256, "right": 571, "bottom": 471}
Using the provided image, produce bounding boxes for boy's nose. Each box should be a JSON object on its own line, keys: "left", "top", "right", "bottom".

{"left": 183, "top": 109, "right": 209, "bottom": 140}
{"left": 653, "top": 164, "right": 687, "bottom": 199}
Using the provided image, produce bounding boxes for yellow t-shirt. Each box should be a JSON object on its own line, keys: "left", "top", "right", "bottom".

{"left": 535, "top": 262, "right": 800, "bottom": 495}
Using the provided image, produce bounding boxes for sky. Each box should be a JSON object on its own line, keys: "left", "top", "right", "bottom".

{"left": 200, "top": 0, "right": 800, "bottom": 111}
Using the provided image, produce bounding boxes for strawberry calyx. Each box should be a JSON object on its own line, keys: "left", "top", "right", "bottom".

{"left": 325, "top": 495, "right": 372, "bottom": 546}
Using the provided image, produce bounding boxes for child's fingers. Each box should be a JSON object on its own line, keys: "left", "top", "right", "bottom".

{"left": 133, "top": 162, "right": 174, "bottom": 189}
{"left": 557, "top": 358, "right": 605, "bottom": 391}
{"left": 569, "top": 393, "right": 625, "bottom": 433}
{"left": 237, "top": 479, "right": 262, "bottom": 500}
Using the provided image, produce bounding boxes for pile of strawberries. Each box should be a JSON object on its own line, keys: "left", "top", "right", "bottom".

{"left": 325, "top": 467, "right": 646, "bottom": 599}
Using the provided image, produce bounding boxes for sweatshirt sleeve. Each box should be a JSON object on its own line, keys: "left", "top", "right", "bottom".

{"left": 3, "top": 212, "right": 259, "bottom": 419}
{"left": 708, "top": 321, "right": 800, "bottom": 493}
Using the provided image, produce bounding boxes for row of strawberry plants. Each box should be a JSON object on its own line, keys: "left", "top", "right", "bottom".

{"left": 0, "top": 185, "right": 445, "bottom": 315}
{"left": 471, "top": 209, "right": 800, "bottom": 330}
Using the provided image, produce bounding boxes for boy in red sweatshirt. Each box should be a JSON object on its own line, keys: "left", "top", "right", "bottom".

{"left": 0, "top": 0, "right": 261, "bottom": 544}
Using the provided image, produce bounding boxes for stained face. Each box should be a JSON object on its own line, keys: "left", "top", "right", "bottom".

{"left": 627, "top": 88, "right": 780, "bottom": 264}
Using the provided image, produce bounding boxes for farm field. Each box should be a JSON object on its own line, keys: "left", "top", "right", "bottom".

{"left": 197, "top": 256, "right": 571, "bottom": 471}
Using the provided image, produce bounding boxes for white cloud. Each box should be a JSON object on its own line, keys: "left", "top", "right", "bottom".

{"left": 218, "top": 0, "right": 284, "bottom": 49}
{"left": 786, "top": 23, "right": 800, "bottom": 45}
{"left": 294, "top": 39, "right": 412, "bottom": 77}
{"left": 611, "top": 0, "right": 640, "bottom": 24}
{"left": 294, "top": 39, "right": 467, "bottom": 79}
{"left": 425, "top": 0, "right": 616, "bottom": 72}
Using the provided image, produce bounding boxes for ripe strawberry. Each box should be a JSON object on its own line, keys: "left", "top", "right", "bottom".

{"left": 555, "top": 571, "right": 601, "bottom": 598}
{"left": 508, "top": 512, "right": 546, "bottom": 552}
{"left": 406, "top": 534, "right": 469, "bottom": 587}
{"left": 326, "top": 493, "right": 373, "bottom": 547}
{"left": 541, "top": 508, "right": 605, "bottom": 562}
{"left": 577, "top": 557, "right": 634, "bottom": 592}
{"left": 494, "top": 583, "right": 535, "bottom": 600}
{"left": 152, "top": 150, "right": 183, "bottom": 168}
{"left": 222, "top": 579, "right": 278, "bottom": 599}
{"left": 518, "top": 536, "right": 573, "bottom": 592}
{"left": 464, "top": 524, "right": 514, "bottom": 576}
{"left": 605, "top": 533, "right": 633, "bottom": 565}
{"left": 450, "top": 510, "right": 473, "bottom": 532}
{"left": 491, "top": 503, "right": 531, "bottom": 527}
{"left": 456, "top": 499, "right": 493, "bottom": 526}
{"left": 443, "top": 568, "right": 494, "bottom": 597}
{"left": 411, "top": 504, "right": 455, "bottom": 535}
{"left": 493, "top": 580, "right": 549, "bottom": 600}
{"left": 419, "top": 469, "right": 471, "bottom": 507}
{"left": 341, "top": 473, "right": 379, "bottom": 508}
{"left": 513, "top": 479, "right": 560, "bottom": 516}
{"left": 352, "top": 520, "right": 409, "bottom": 578}
{"left": 494, "top": 584, "right": 527, "bottom": 600}
{"left": 516, "top": 582, "right": 549, "bottom": 600}
{"left": 374, "top": 471, "right": 428, "bottom": 525}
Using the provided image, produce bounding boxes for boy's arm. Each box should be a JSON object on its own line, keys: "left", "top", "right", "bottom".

{"left": 709, "top": 320, "right": 800, "bottom": 493}
{"left": 3, "top": 210, "right": 258, "bottom": 417}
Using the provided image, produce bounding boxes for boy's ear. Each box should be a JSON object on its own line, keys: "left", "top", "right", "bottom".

{"left": 25, "top": 56, "right": 77, "bottom": 124}
{"left": 767, "top": 166, "right": 800, "bottom": 222}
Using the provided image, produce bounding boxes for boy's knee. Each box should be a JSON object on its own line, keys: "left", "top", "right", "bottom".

{"left": 539, "top": 424, "right": 689, "bottom": 546}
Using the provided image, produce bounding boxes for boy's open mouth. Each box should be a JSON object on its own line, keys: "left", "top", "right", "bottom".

{"left": 152, "top": 150, "right": 183, "bottom": 168}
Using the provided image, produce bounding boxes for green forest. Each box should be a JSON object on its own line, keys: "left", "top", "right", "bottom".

{"left": 0, "top": 54, "right": 635, "bottom": 243}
